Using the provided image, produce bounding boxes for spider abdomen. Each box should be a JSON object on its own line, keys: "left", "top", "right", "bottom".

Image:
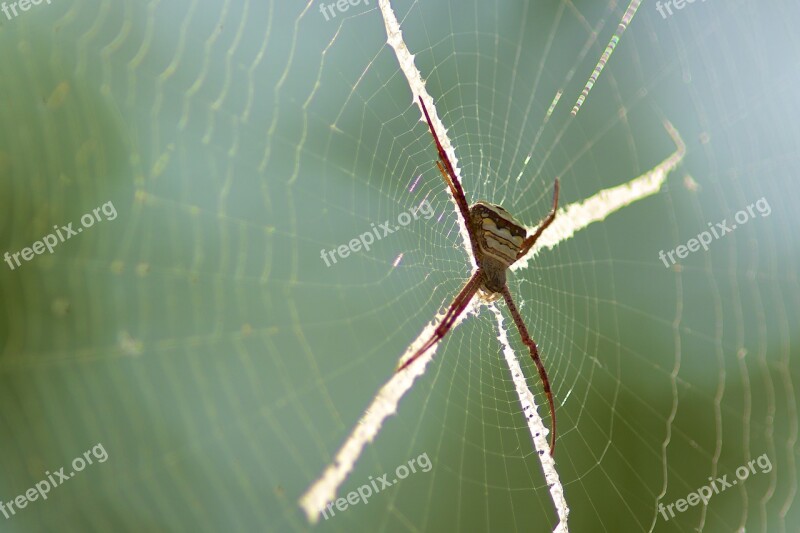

{"left": 469, "top": 201, "right": 527, "bottom": 269}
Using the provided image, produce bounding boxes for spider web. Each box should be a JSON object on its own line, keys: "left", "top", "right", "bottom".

{"left": 0, "top": 0, "right": 798, "bottom": 532}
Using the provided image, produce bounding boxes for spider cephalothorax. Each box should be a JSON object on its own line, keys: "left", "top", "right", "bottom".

{"left": 469, "top": 202, "right": 527, "bottom": 293}
{"left": 397, "top": 96, "right": 560, "bottom": 455}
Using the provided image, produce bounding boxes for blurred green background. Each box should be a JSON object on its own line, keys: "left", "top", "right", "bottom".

{"left": 1, "top": 0, "right": 798, "bottom": 531}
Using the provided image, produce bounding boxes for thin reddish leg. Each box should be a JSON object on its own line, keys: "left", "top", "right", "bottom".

{"left": 418, "top": 96, "right": 470, "bottom": 217}
{"left": 500, "top": 285, "right": 557, "bottom": 456}
{"left": 397, "top": 270, "right": 484, "bottom": 372}
{"left": 516, "top": 178, "right": 560, "bottom": 260}
{"left": 436, "top": 160, "right": 459, "bottom": 201}
{"left": 418, "top": 96, "right": 481, "bottom": 259}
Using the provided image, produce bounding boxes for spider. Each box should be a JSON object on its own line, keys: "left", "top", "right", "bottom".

{"left": 397, "top": 96, "right": 560, "bottom": 455}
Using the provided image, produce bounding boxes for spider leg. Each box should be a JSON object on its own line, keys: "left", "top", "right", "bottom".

{"left": 516, "top": 178, "right": 560, "bottom": 260}
{"left": 436, "top": 160, "right": 460, "bottom": 200}
{"left": 397, "top": 270, "right": 484, "bottom": 372}
{"left": 500, "top": 285, "right": 557, "bottom": 456}
{"left": 417, "top": 96, "right": 480, "bottom": 258}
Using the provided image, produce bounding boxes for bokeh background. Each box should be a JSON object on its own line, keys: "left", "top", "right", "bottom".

{"left": 1, "top": 0, "right": 798, "bottom": 531}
